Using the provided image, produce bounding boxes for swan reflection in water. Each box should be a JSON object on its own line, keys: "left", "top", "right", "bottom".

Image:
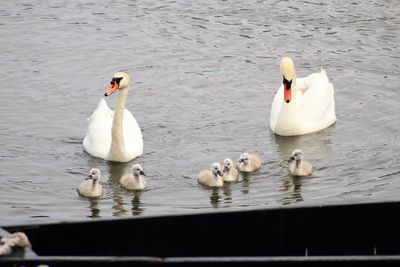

{"left": 106, "top": 161, "right": 145, "bottom": 216}
{"left": 208, "top": 185, "right": 234, "bottom": 208}
{"left": 280, "top": 176, "right": 304, "bottom": 205}
{"left": 131, "top": 191, "right": 144, "bottom": 216}
{"left": 87, "top": 198, "right": 101, "bottom": 218}
{"left": 112, "top": 189, "right": 144, "bottom": 216}
{"left": 209, "top": 188, "right": 222, "bottom": 209}
{"left": 223, "top": 185, "right": 233, "bottom": 204}
{"left": 272, "top": 128, "right": 334, "bottom": 205}
{"left": 272, "top": 129, "right": 333, "bottom": 162}
{"left": 240, "top": 172, "right": 252, "bottom": 195}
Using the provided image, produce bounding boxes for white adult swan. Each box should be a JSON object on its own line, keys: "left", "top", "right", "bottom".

{"left": 270, "top": 57, "right": 336, "bottom": 136}
{"left": 83, "top": 72, "right": 143, "bottom": 162}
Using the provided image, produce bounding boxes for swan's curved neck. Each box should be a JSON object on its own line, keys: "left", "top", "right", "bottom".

{"left": 274, "top": 75, "right": 302, "bottom": 134}
{"left": 91, "top": 179, "right": 98, "bottom": 189}
{"left": 108, "top": 87, "right": 129, "bottom": 161}
{"left": 288, "top": 75, "right": 298, "bottom": 103}
{"left": 295, "top": 159, "right": 301, "bottom": 169}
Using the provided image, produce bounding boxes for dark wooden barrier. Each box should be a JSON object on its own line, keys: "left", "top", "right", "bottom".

{"left": 2, "top": 201, "right": 400, "bottom": 266}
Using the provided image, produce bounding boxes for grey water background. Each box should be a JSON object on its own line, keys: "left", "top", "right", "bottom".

{"left": 0, "top": 0, "right": 399, "bottom": 226}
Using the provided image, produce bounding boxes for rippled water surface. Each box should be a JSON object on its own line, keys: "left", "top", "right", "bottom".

{"left": 1, "top": 0, "right": 399, "bottom": 226}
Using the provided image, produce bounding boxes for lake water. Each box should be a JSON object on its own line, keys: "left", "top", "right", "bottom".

{"left": 1, "top": 0, "right": 399, "bottom": 226}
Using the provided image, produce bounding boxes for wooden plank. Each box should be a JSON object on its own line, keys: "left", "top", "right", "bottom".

{"left": 2, "top": 201, "right": 400, "bottom": 259}
{"left": 1, "top": 255, "right": 400, "bottom": 267}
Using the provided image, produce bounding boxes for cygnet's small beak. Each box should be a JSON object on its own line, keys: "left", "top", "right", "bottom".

{"left": 217, "top": 170, "right": 223, "bottom": 177}
{"left": 288, "top": 156, "right": 295, "bottom": 163}
{"left": 105, "top": 82, "right": 119, "bottom": 97}
{"left": 86, "top": 174, "right": 93, "bottom": 180}
{"left": 140, "top": 170, "right": 146, "bottom": 176}
{"left": 223, "top": 165, "right": 229, "bottom": 172}
{"left": 238, "top": 158, "right": 244, "bottom": 163}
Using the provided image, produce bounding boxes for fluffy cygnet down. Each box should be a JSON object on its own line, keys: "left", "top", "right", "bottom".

{"left": 222, "top": 158, "right": 239, "bottom": 182}
{"left": 197, "top": 162, "right": 224, "bottom": 187}
{"left": 288, "top": 149, "right": 313, "bottom": 177}
{"left": 0, "top": 232, "right": 31, "bottom": 256}
{"left": 77, "top": 168, "right": 103, "bottom": 198}
{"left": 120, "top": 164, "right": 147, "bottom": 190}
{"left": 237, "top": 153, "right": 261, "bottom": 172}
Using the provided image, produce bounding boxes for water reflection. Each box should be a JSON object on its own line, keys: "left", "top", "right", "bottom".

{"left": 209, "top": 188, "right": 221, "bottom": 208}
{"left": 106, "top": 161, "right": 140, "bottom": 216}
{"left": 131, "top": 190, "right": 144, "bottom": 216}
{"left": 207, "top": 183, "right": 236, "bottom": 208}
{"left": 87, "top": 198, "right": 101, "bottom": 218}
{"left": 240, "top": 172, "right": 252, "bottom": 194}
{"left": 223, "top": 184, "right": 232, "bottom": 204}
{"left": 272, "top": 127, "right": 334, "bottom": 161}
{"left": 280, "top": 176, "right": 304, "bottom": 205}
{"left": 272, "top": 126, "right": 334, "bottom": 205}
{"left": 112, "top": 193, "right": 127, "bottom": 217}
{"left": 107, "top": 161, "right": 131, "bottom": 183}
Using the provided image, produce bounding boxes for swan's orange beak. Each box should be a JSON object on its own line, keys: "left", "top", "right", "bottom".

{"left": 284, "top": 86, "right": 291, "bottom": 103}
{"left": 105, "top": 82, "right": 119, "bottom": 97}
{"left": 283, "top": 77, "right": 292, "bottom": 103}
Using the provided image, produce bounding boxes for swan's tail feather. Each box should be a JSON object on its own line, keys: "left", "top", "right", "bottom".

{"left": 320, "top": 68, "right": 329, "bottom": 81}
{"left": 97, "top": 98, "right": 108, "bottom": 109}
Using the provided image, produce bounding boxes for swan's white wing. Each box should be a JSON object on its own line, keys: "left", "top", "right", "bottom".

{"left": 295, "top": 77, "right": 308, "bottom": 94}
{"left": 300, "top": 71, "right": 335, "bottom": 124}
{"left": 83, "top": 99, "right": 113, "bottom": 159}
{"left": 269, "top": 84, "right": 284, "bottom": 131}
{"left": 122, "top": 109, "right": 144, "bottom": 159}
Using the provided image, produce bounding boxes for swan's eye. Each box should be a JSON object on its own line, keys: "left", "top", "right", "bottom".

{"left": 283, "top": 77, "right": 292, "bottom": 89}
{"left": 110, "top": 77, "right": 123, "bottom": 85}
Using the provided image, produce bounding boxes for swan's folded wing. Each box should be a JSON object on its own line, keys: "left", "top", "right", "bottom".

{"left": 301, "top": 73, "right": 334, "bottom": 122}
{"left": 83, "top": 99, "right": 113, "bottom": 159}
{"left": 296, "top": 77, "right": 309, "bottom": 94}
{"left": 270, "top": 84, "right": 284, "bottom": 131}
{"left": 297, "top": 72, "right": 323, "bottom": 94}
{"left": 122, "top": 109, "right": 144, "bottom": 158}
